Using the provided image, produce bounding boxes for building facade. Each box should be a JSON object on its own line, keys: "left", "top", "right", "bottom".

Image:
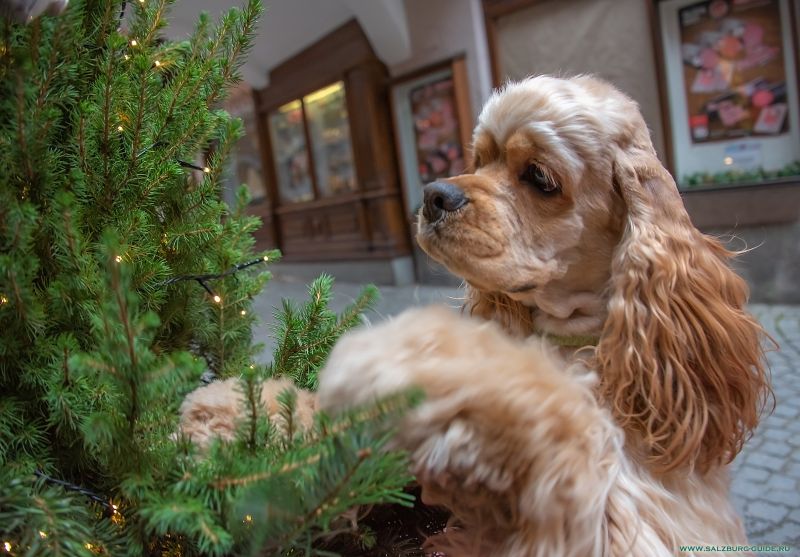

{"left": 220, "top": 0, "right": 800, "bottom": 301}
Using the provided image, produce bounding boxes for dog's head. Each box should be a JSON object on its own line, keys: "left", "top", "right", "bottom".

{"left": 417, "top": 76, "right": 652, "bottom": 333}
{"left": 417, "top": 75, "right": 771, "bottom": 473}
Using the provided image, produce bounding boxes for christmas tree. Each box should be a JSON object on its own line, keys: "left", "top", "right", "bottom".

{"left": 0, "top": 1, "right": 420, "bottom": 555}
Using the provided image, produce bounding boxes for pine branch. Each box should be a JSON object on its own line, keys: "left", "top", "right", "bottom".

{"left": 0, "top": 2, "right": 420, "bottom": 554}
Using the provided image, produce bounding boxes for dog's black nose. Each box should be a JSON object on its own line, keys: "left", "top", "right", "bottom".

{"left": 422, "top": 182, "right": 468, "bottom": 222}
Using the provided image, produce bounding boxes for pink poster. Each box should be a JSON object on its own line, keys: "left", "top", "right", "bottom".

{"left": 679, "top": 0, "right": 789, "bottom": 143}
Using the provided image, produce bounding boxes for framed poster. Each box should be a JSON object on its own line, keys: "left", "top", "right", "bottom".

{"left": 656, "top": 0, "right": 800, "bottom": 186}
{"left": 391, "top": 58, "right": 473, "bottom": 216}
{"left": 679, "top": 0, "right": 789, "bottom": 142}
{"left": 409, "top": 76, "right": 467, "bottom": 184}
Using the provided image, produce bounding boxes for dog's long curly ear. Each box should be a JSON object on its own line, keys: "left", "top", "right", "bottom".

{"left": 596, "top": 144, "right": 771, "bottom": 474}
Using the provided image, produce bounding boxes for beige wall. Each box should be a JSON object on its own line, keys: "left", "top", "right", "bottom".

{"left": 495, "top": 0, "right": 667, "bottom": 161}
{"left": 390, "top": 0, "right": 494, "bottom": 123}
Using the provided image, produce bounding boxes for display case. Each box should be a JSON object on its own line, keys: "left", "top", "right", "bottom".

{"left": 269, "top": 100, "right": 313, "bottom": 203}
{"left": 303, "top": 82, "right": 357, "bottom": 197}
{"left": 253, "top": 20, "right": 411, "bottom": 262}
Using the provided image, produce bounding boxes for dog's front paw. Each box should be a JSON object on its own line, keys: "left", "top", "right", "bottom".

{"left": 317, "top": 305, "right": 466, "bottom": 412}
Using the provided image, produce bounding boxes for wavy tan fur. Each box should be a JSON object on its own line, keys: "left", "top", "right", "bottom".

{"left": 317, "top": 75, "right": 773, "bottom": 556}
{"left": 178, "top": 378, "right": 316, "bottom": 450}
{"left": 597, "top": 145, "right": 771, "bottom": 474}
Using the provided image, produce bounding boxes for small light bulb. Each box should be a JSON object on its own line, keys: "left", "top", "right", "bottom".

{"left": 4, "top": 541, "right": 12, "bottom": 552}
{"left": 114, "top": 255, "right": 122, "bottom": 263}
{"left": 130, "top": 39, "right": 138, "bottom": 47}
{"left": 111, "top": 503, "right": 119, "bottom": 511}
{"left": 117, "top": 125, "right": 124, "bottom": 132}
{"left": 154, "top": 60, "right": 161, "bottom": 67}
{"left": 244, "top": 514, "right": 253, "bottom": 523}
{"left": 249, "top": 364, "right": 255, "bottom": 369}
{"left": 203, "top": 166, "right": 211, "bottom": 174}
{"left": 0, "top": 295, "right": 7, "bottom": 304}
{"left": 138, "top": 0, "right": 145, "bottom": 3}
{"left": 39, "top": 531, "right": 47, "bottom": 539}
{"left": 262, "top": 255, "right": 269, "bottom": 262}
{"left": 85, "top": 543, "right": 93, "bottom": 550}
{"left": 240, "top": 309, "right": 247, "bottom": 316}
{"left": 124, "top": 54, "right": 130, "bottom": 60}
{"left": 213, "top": 295, "right": 221, "bottom": 304}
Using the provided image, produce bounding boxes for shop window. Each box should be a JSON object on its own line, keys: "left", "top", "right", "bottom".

{"left": 303, "top": 82, "right": 357, "bottom": 197}
{"left": 268, "top": 81, "right": 356, "bottom": 204}
{"left": 269, "top": 100, "right": 313, "bottom": 203}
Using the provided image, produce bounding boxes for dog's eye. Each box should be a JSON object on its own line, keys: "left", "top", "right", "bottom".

{"left": 520, "top": 164, "right": 559, "bottom": 194}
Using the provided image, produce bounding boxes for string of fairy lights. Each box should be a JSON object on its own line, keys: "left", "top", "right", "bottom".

{"left": 0, "top": 474, "right": 123, "bottom": 555}
{"left": 1, "top": 256, "right": 272, "bottom": 553}
{"left": 154, "top": 255, "right": 271, "bottom": 307}
{"left": 1, "top": 3, "right": 271, "bottom": 552}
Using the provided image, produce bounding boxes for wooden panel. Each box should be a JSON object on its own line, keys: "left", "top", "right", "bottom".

{"left": 364, "top": 197, "right": 412, "bottom": 251}
{"left": 452, "top": 57, "right": 475, "bottom": 167}
{"left": 250, "top": 89, "right": 282, "bottom": 250}
{"left": 276, "top": 196, "right": 411, "bottom": 260}
{"left": 483, "top": 0, "right": 541, "bottom": 18}
{"left": 345, "top": 61, "right": 400, "bottom": 193}
{"left": 682, "top": 178, "right": 800, "bottom": 229}
{"left": 279, "top": 204, "right": 369, "bottom": 257}
{"left": 256, "top": 20, "right": 375, "bottom": 111}
{"left": 247, "top": 198, "right": 276, "bottom": 248}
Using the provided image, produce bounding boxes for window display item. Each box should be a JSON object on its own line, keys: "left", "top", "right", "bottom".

{"left": 303, "top": 82, "right": 357, "bottom": 197}
{"left": 267, "top": 82, "right": 357, "bottom": 203}
{"left": 678, "top": 0, "right": 789, "bottom": 143}
{"left": 268, "top": 100, "right": 313, "bottom": 203}
{"left": 410, "top": 77, "right": 465, "bottom": 184}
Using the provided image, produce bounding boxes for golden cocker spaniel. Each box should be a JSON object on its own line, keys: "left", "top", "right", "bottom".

{"left": 318, "top": 76, "right": 772, "bottom": 556}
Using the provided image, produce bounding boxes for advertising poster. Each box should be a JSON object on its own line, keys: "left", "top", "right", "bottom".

{"left": 678, "top": 0, "right": 789, "bottom": 143}
{"left": 410, "top": 77, "right": 466, "bottom": 183}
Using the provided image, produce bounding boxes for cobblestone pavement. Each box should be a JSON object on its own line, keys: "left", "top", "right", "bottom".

{"left": 253, "top": 278, "right": 800, "bottom": 552}
{"left": 731, "top": 305, "right": 800, "bottom": 553}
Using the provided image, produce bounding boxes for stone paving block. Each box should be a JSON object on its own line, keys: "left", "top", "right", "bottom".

{"left": 786, "top": 462, "right": 800, "bottom": 479}
{"left": 762, "top": 442, "right": 794, "bottom": 458}
{"left": 748, "top": 452, "right": 788, "bottom": 472}
{"left": 764, "top": 428, "right": 793, "bottom": 442}
{"left": 774, "top": 404, "right": 799, "bottom": 419}
{"left": 743, "top": 516, "right": 771, "bottom": 538}
{"left": 736, "top": 466, "right": 771, "bottom": 483}
{"left": 764, "top": 490, "right": 800, "bottom": 508}
{"left": 766, "top": 475, "right": 799, "bottom": 491}
{"left": 747, "top": 501, "right": 789, "bottom": 524}
{"left": 759, "top": 520, "right": 800, "bottom": 547}
{"left": 733, "top": 480, "right": 763, "bottom": 499}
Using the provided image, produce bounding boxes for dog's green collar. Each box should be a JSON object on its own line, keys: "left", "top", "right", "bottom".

{"left": 540, "top": 333, "right": 600, "bottom": 348}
